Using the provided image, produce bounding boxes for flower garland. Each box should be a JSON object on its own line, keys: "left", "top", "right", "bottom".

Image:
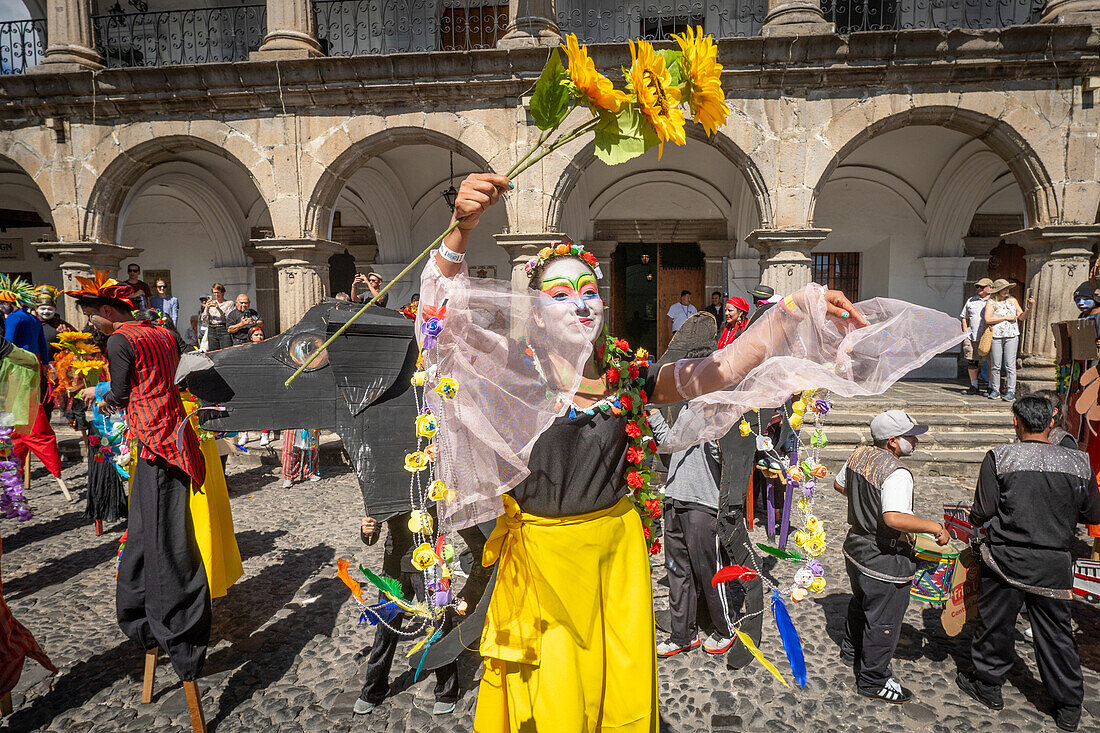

{"left": 0, "top": 418, "right": 30, "bottom": 521}
{"left": 524, "top": 242, "right": 602, "bottom": 280}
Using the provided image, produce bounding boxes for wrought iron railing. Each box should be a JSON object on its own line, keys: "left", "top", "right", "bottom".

{"left": 556, "top": 1, "right": 767, "bottom": 43}
{"left": 823, "top": 0, "right": 1044, "bottom": 31}
{"left": 313, "top": 0, "right": 508, "bottom": 56}
{"left": 0, "top": 19, "right": 46, "bottom": 75}
{"left": 92, "top": 5, "right": 266, "bottom": 68}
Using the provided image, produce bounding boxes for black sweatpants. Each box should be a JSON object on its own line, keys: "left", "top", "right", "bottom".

{"left": 842, "top": 560, "right": 911, "bottom": 692}
{"left": 116, "top": 452, "right": 211, "bottom": 681}
{"left": 360, "top": 514, "right": 458, "bottom": 705}
{"left": 664, "top": 499, "right": 736, "bottom": 646}
{"left": 206, "top": 325, "right": 233, "bottom": 351}
{"left": 971, "top": 562, "right": 1083, "bottom": 708}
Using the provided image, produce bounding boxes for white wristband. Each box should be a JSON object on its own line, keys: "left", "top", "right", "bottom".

{"left": 438, "top": 243, "right": 465, "bottom": 263}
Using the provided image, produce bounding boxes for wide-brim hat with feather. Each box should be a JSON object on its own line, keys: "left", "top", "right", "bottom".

{"left": 0, "top": 274, "right": 39, "bottom": 308}
{"left": 64, "top": 269, "right": 135, "bottom": 308}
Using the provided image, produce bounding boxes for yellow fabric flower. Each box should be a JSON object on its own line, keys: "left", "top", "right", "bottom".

{"left": 415, "top": 413, "right": 437, "bottom": 439}
{"left": 411, "top": 543, "right": 437, "bottom": 571}
{"left": 538, "top": 247, "right": 553, "bottom": 260}
{"left": 806, "top": 538, "right": 826, "bottom": 557}
{"left": 429, "top": 479, "right": 450, "bottom": 502}
{"left": 672, "top": 26, "right": 729, "bottom": 137}
{"left": 626, "top": 39, "right": 686, "bottom": 159}
{"left": 407, "top": 510, "right": 433, "bottom": 534}
{"left": 810, "top": 577, "right": 827, "bottom": 593}
{"left": 561, "top": 34, "right": 630, "bottom": 113}
{"left": 404, "top": 451, "right": 429, "bottom": 473}
{"left": 738, "top": 421, "right": 751, "bottom": 437}
{"left": 789, "top": 414, "right": 803, "bottom": 431}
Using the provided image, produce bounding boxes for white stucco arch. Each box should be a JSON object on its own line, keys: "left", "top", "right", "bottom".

{"left": 925, "top": 143, "right": 1007, "bottom": 257}
{"left": 337, "top": 159, "right": 413, "bottom": 262}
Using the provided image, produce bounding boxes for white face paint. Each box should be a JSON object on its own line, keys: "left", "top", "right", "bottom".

{"left": 36, "top": 306, "right": 56, "bottom": 320}
{"left": 536, "top": 257, "right": 604, "bottom": 348}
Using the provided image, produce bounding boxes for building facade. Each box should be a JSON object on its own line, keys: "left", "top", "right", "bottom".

{"left": 0, "top": 0, "right": 1098, "bottom": 385}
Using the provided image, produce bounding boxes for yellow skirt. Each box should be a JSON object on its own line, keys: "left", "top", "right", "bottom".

{"left": 474, "top": 495, "right": 658, "bottom": 732}
{"left": 189, "top": 436, "right": 243, "bottom": 599}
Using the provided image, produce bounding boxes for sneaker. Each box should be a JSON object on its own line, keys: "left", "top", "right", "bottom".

{"left": 956, "top": 672, "right": 1004, "bottom": 710}
{"left": 282, "top": 479, "right": 293, "bottom": 489}
{"left": 966, "top": 384, "right": 981, "bottom": 395}
{"left": 309, "top": 473, "right": 321, "bottom": 482}
{"left": 703, "top": 633, "right": 735, "bottom": 654}
{"left": 987, "top": 391, "right": 1001, "bottom": 400}
{"left": 1002, "top": 392, "right": 1015, "bottom": 402}
{"left": 1055, "top": 704, "right": 1082, "bottom": 731}
{"left": 858, "top": 677, "right": 912, "bottom": 704}
{"left": 656, "top": 637, "right": 700, "bottom": 657}
{"left": 236, "top": 432, "right": 250, "bottom": 446}
{"left": 353, "top": 698, "right": 376, "bottom": 715}
{"left": 433, "top": 701, "right": 456, "bottom": 715}
{"left": 259, "top": 432, "right": 271, "bottom": 447}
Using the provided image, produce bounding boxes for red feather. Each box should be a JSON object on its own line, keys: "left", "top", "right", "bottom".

{"left": 712, "top": 565, "right": 759, "bottom": 587}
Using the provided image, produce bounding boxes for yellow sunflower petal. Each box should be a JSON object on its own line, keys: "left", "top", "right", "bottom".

{"left": 626, "top": 39, "right": 686, "bottom": 158}
{"left": 672, "top": 26, "right": 729, "bottom": 137}
{"left": 561, "top": 34, "right": 630, "bottom": 113}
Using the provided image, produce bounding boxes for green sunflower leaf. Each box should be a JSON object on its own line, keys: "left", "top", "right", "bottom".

{"left": 657, "top": 49, "right": 685, "bottom": 90}
{"left": 593, "top": 104, "right": 660, "bottom": 166}
{"left": 530, "top": 49, "right": 571, "bottom": 131}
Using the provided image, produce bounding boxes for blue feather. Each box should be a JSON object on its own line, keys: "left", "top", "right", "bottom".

{"left": 771, "top": 589, "right": 807, "bottom": 688}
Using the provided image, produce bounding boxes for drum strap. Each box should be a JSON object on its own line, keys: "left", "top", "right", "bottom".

{"left": 978, "top": 542, "right": 1073, "bottom": 601}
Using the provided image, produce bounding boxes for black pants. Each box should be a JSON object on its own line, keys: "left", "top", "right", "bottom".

{"left": 116, "top": 452, "right": 211, "bottom": 681}
{"left": 664, "top": 499, "right": 736, "bottom": 645}
{"left": 360, "top": 514, "right": 458, "bottom": 705}
{"left": 206, "top": 325, "right": 233, "bottom": 351}
{"left": 971, "top": 562, "right": 1083, "bottom": 708}
{"left": 842, "top": 560, "right": 911, "bottom": 692}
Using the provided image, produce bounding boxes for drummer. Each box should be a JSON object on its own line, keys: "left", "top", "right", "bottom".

{"left": 832, "top": 410, "right": 951, "bottom": 703}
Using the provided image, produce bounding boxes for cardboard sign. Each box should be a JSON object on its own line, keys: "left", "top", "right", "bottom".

{"left": 1069, "top": 318, "right": 1099, "bottom": 362}
{"left": 941, "top": 546, "right": 980, "bottom": 637}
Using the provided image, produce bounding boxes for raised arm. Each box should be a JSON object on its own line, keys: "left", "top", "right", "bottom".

{"left": 433, "top": 173, "right": 512, "bottom": 279}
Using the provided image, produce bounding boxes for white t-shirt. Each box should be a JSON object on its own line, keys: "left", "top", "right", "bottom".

{"left": 667, "top": 302, "right": 697, "bottom": 332}
{"left": 959, "top": 296, "right": 987, "bottom": 341}
{"left": 836, "top": 460, "right": 914, "bottom": 515}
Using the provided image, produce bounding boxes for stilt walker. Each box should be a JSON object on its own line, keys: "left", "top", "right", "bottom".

{"left": 68, "top": 271, "right": 211, "bottom": 732}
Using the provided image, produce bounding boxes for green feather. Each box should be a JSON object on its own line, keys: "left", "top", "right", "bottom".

{"left": 756, "top": 543, "right": 804, "bottom": 562}
{"left": 359, "top": 565, "right": 406, "bottom": 600}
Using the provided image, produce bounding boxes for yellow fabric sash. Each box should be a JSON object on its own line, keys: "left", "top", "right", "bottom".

{"left": 480, "top": 494, "right": 630, "bottom": 666}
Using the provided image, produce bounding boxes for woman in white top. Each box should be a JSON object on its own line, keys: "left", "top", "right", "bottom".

{"left": 983, "top": 279, "right": 1033, "bottom": 401}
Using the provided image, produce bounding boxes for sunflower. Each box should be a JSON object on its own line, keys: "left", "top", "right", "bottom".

{"left": 626, "top": 39, "right": 686, "bottom": 158}
{"left": 561, "top": 34, "right": 630, "bottom": 113}
{"left": 672, "top": 26, "right": 729, "bottom": 137}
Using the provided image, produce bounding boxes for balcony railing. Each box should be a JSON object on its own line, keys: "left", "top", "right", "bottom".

{"left": 556, "top": 1, "right": 768, "bottom": 43}
{"left": 0, "top": 19, "right": 46, "bottom": 75}
{"left": 92, "top": 5, "right": 266, "bottom": 68}
{"left": 823, "top": 0, "right": 1044, "bottom": 31}
{"left": 313, "top": 0, "right": 508, "bottom": 56}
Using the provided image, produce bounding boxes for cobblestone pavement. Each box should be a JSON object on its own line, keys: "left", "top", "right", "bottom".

{"left": 3, "top": 456, "right": 1100, "bottom": 732}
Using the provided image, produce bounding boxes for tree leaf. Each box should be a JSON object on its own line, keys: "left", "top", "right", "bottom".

{"left": 530, "top": 50, "right": 571, "bottom": 131}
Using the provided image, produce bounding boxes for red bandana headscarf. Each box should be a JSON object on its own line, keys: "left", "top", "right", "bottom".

{"left": 716, "top": 296, "right": 749, "bottom": 349}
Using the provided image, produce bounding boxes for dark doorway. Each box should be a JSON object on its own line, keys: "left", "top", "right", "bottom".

{"left": 328, "top": 250, "right": 356, "bottom": 298}
{"left": 612, "top": 243, "right": 705, "bottom": 355}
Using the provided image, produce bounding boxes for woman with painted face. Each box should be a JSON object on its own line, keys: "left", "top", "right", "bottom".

{"left": 417, "top": 173, "right": 872, "bottom": 732}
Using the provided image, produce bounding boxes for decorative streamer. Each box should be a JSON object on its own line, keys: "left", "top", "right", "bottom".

{"left": 734, "top": 628, "right": 789, "bottom": 688}
{"left": 771, "top": 589, "right": 807, "bottom": 688}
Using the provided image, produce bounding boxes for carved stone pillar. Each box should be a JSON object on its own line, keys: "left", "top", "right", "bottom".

{"left": 1006, "top": 225, "right": 1100, "bottom": 394}
{"left": 747, "top": 229, "right": 830, "bottom": 296}
{"left": 245, "top": 243, "right": 279, "bottom": 335}
{"left": 252, "top": 0, "right": 323, "bottom": 60}
{"left": 254, "top": 239, "right": 342, "bottom": 331}
{"left": 1040, "top": 0, "right": 1100, "bottom": 24}
{"left": 30, "top": 0, "right": 103, "bottom": 73}
{"left": 35, "top": 242, "right": 141, "bottom": 323}
{"left": 761, "top": 0, "right": 834, "bottom": 36}
{"left": 699, "top": 240, "right": 738, "bottom": 300}
{"left": 497, "top": 0, "right": 561, "bottom": 49}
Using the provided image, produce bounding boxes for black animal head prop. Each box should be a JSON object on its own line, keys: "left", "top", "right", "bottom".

{"left": 177, "top": 299, "right": 419, "bottom": 519}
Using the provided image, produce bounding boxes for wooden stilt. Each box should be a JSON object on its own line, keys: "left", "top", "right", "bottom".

{"left": 22, "top": 452, "right": 29, "bottom": 489}
{"left": 94, "top": 519, "right": 104, "bottom": 536}
{"left": 182, "top": 680, "right": 207, "bottom": 733}
{"left": 141, "top": 648, "right": 157, "bottom": 703}
{"left": 1, "top": 691, "right": 12, "bottom": 715}
{"left": 55, "top": 475, "right": 73, "bottom": 502}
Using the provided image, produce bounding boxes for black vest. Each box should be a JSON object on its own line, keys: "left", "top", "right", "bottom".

{"left": 842, "top": 445, "right": 916, "bottom": 583}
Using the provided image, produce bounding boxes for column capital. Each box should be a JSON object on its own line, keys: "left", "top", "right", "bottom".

{"left": 251, "top": 238, "right": 343, "bottom": 266}
{"left": 1040, "top": 0, "right": 1100, "bottom": 24}
{"left": 747, "top": 228, "right": 830, "bottom": 296}
{"left": 494, "top": 231, "right": 573, "bottom": 265}
{"left": 1005, "top": 224, "right": 1100, "bottom": 255}
{"left": 761, "top": 0, "right": 834, "bottom": 37}
{"left": 920, "top": 256, "right": 974, "bottom": 299}
{"left": 497, "top": 0, "right": 561, "bottom": 49}
{"left": 35, "top": 241, "right": 142, "bottom": 267}
{"left": 746, "top": 228, "right": 831, "bottom": 255}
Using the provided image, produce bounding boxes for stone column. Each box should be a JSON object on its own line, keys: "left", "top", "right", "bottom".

{"left": 1006, "top": 225, "right": 1100, "bottom": 394}
{"left": 497, "top": 0, "right": 561, "bottom": 49}
{"left": 254, "top": 239, "right": 342, "bottom": 332}
{"left": 919, "top": 256, "right": 974, "bottom": 301}
{"left": 760, "top": 0, "right": 834, "bottom": 36}
{"left": 30, "top": 0, "right": 103, "bottom": 73}
{"left": 699, "top": 240, "right": 739, "bottom": 299}
{"left": 35, "top": 242, "right": 141, "bottom": 323}
{"left": 252, "top": 0, "right": 323, "bottom": 60}
{"left": 245, "top": 243, "right": 279, "bottom": 335}
{"left": 1040, "top": 0, "right": 1100, "bottom": 24}
{"left": 728, "top": 257, "right": 763, "bottom": 299}
{"left": 746, "top": 228, "right": 830, "bottom": 295}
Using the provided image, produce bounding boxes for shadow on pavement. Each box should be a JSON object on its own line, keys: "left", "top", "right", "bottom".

{"left": 2, "top": 510, "right": 90, "bottom": 554}
{"left": 4, "top": 538, "right": 118, "bottom": 601}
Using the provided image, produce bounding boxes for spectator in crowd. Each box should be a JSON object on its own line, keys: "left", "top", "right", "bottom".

{"left": 184, "top": 315, "right": 200, "bottom": 348}
{"left": 716, "top": 297, "right": 750, "bottom": 349}
{"left": 226, "top": 294, "right": 263, "bottom": 346}
{"left": 149, "top": 278, "right": 180, "bottom": 327}
{"left": 123, "top": 264, "right": 152, "bottom": 309}
{"left": 958, "top": 395, "right": 1100, "bottom": 732}
{"left": 401, "top": 293, "right": 420, "bottom": 320}
{"left": 667, "top": 290, "right": 697, "bottom": 335}
{"left": 960, "top": 278, "right": 994, "bottom": 395}
{"left": 201, "top": 284, "right": 235, "bottom": 351}
{"left": 984, "top": 279, "right": 1033, "bottom": 401}
{"left": 249, "top": 326, "right": 265, "bottom": 343}
{"left": 746, "top": 284, "right": 778, "bottom": 327}
{"left": 705, "top": 291, "right": 724, "bottom": 323}
{"left": 334, "top": 292, "right": 351, "bottom": 302}
{"left": 281, "top": 428, "right": 320, "bottom": 487}
{"left": 648, "top": 394, "right": 737, "bottom": 658}
{"left": 33, "top": 287, "right": 76, "bottom": 361}
{"left": 1035, "top": 389, "right": 1077, "bottom": 449}
{"left": 834, "top": 410, "right": 950, "bottom": 703}
{"left": 352, "top": 272, "right": 388, "bottom": 307}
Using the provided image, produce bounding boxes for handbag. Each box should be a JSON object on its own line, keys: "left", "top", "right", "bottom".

{"left": 977, "top": 326, "right": 993, "bottom": 358}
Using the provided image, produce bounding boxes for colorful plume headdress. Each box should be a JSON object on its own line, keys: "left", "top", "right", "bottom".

{"left": 523, "top": 242, "right": 603, "bottom": 280}
{"left": 34, "top": 284, "right": 60, "bottom": 306}
{"left": 0, "top": 274, "right": 39, "bottom": 308}
{"left": 64, "top": 269, "right": 135, "bottom": 307}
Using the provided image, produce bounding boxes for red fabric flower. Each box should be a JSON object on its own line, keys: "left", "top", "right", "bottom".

{"left": 643, "top": 526, "right": 651, "bottom": 539}
{"left": 644, "top": 498, "right": 662, "bottom": 516}
{"left": 649, "top": 539, "right": 662, "bottom": 555}
{"left": 625, "top": 422, "right": 642, "bottom": 439}
{"left": 615, "top": 339, "right": 630, "bottom": 352}
{"left": 639, "top": 389, "right": 648, "bottom": 404}
{"left": 606, "top": 366, "right": 619, "bottom": 384}
{"left": 626, "top": 469, "right": 644, "bottom": 488}
{"left": 620, "top": 394, "right": 633, "bottom": 411}
{"left": 625, "top": 445, "right": 644, "bottom": 464}
{"left": 582, "top": 251, "right": 598, "bottom": 266}
{"left": 629, "top": 363, "right": 640, "bottom": 380}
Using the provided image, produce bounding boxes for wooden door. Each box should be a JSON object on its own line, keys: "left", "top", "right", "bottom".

{"left": 657, "top": 245, "right": 706, "bottom": 355}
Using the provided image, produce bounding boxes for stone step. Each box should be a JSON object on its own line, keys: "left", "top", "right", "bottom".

{"left": 818, "top": 447, "right": 990, "bottom": 478}
{"left": 824, "top": 410, "right": 1014, "bottom": 429}
{"left": 820, "top": 427, "right": 1014, "bottom": 447}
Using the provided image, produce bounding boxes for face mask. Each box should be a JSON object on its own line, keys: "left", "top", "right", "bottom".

{"left": 896, "top": 436, "right": 915, "bottom": 457}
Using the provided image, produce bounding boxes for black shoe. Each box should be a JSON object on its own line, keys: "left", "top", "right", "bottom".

{"left": 857, "top": 678, "right": 912, "bottom": 704}
{"left": 966, "top": 385, "right": 981, "bottom": 395}
{"left": 1055, "top": 705, "right": 1082, "bottom": 731}
{"left": 956, "top": 672, "right": 1004, "bottom": 711}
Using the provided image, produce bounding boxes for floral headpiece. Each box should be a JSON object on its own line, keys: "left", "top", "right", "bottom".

{"left": 524, "top": 242, "right": 603, "bottom": 280}
{"left": 0, "top": 274, "right": 38, "bottom": 308}
{"left": 64, "top": 269, "right": 135, "bottom": 307}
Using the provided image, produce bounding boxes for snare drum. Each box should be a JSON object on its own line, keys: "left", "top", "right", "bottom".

{"left": 911, "top": 534, "right": 959, "bottom": 605}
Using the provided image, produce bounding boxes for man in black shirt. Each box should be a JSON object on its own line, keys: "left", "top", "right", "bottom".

{"left": 957, "top": 394, "right": 1100, "bottom": 732}
{"left": 704, "top": 291, "right": 724, "bottom": 323}
{"left": 226, "top": 294, "right": 263, "bottom": 346}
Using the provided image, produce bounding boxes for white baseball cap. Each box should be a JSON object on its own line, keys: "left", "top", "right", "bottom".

{"left": 870, "top": 410, "right": 929, "bottom": 442}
